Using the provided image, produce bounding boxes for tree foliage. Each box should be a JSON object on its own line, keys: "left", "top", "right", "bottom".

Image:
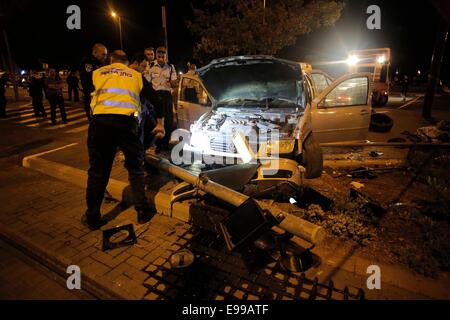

{"left": 187, "top": 0, "right": 345, "bottom": 64}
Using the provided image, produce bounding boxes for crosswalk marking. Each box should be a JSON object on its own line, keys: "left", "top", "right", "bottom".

{"left": 2, "top": 101, "right": 89, "bottom": 134}
{"left": 16, "top": 108, "right": 84, "bottom": 124}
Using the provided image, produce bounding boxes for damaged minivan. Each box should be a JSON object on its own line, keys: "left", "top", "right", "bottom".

{"left": 174, "top": 56, "right": 372, "bottom": 182}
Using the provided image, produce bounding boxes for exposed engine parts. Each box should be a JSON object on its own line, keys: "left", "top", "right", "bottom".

{"left": 199, "top": 110, "right": 301, "bottom": 137}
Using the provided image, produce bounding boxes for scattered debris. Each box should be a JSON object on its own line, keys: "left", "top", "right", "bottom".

{"left": 169, "top": 249, "right": 195, "bottom": 268}
{"left": 350, "top": 181, "right": 365, "bottom": 189}
{"left": 416, "top": 125, "right": 450, "bottom": 142}
{"left": 102, "top": 224, "right": 137, "bottom": 251}
{"left": 347, "top": 153, "right": 363, "bottom": 161}
{"left": 369, "top": 151, "right": 383, "bottom": 158}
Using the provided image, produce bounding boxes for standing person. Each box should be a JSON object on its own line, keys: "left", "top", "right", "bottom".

{"left": 144, "top": 47, "right": 155, "bottom": 63}
{"left": 130, "top": 52, "right": 157, "bottom": 151}
{"left": 66, "top": 70, "right": 80, "bottom": 102}
{"left": 80, "top": 43, "right": 108, "bottom": 120}
{"left": 401, "top": 75, "right": 409, "bottom": 102}
{"left": 143, "top": 47, "right": 155, "bottom": 83}
{"left": 45, "top": 69, "right": 67, "bottom": 124}
{"left": 0, "top": 71, "right": 8, "bottom": 118}
{"left": 147, "top": 46, "right": 177, "bottom": 150}
{"left": 83, "top": 50, "right": 165, "bottom": 230}
{"left": 28, "top": 70, "right": 47, "bottom": 117}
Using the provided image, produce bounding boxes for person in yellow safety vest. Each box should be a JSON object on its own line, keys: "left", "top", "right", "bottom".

{"left": 82, "top": 50, "right": 164, "bottom": 231}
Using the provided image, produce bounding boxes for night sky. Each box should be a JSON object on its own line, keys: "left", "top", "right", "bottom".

{"left": 0, "top": 0, "right": 448, "bottom": 79}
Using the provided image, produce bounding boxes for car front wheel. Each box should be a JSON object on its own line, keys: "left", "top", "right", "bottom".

{"left": 301, "top": 134, "right": 323, "bottom": 179}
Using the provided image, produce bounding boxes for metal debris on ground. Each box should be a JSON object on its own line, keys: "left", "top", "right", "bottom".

{"left": 369, "top": 151, "right": 383, "bottom": 158}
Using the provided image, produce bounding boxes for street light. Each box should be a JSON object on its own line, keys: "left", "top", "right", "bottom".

{"left": 110, "top": 11, "right": 123, "bottom": 50}
{"left": 346, "top": 55, "right": 359, "bottom": 66}
{"left": 377, "top": 55, "right": 386, "bottom": 64}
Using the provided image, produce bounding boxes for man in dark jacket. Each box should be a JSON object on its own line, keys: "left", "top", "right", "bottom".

{"left": 45, "top": 69, "right": 67, "bottom": 124}
{"left": 66, "top": 70, "right": 80, "bottom": 102}
{"left": 29, "top": 70, "right": 47, "bottom": 117}
{"left": 79, "top": 43, "right": 108, "bottom": 120}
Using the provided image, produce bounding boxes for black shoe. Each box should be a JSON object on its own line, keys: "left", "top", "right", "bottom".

{"left": 81, "top": 215, "right": 106, "bottom": 231}
{"left": 136, "top": 206, "right": 156, "bottom": 224}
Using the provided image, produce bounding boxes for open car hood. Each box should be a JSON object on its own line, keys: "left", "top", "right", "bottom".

{"left": 197, "top": 56, "right": 303, "bottom": 107}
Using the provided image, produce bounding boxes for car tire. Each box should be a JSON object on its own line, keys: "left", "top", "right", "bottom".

{"left": 302, "top": 134, "right": 323, "bottom": 179}
{"left": 370, "top": 113, "right": 393, "bottom": 133}
{"left": 371, "top": 92, "right": 381, "bottom": 107}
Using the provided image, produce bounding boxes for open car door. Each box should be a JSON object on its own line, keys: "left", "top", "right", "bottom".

{"left": 311, "top": 73, "right": 372, "bottom": 143}
{"left": 177, "top": 76, "right": 212, "bottom": 130}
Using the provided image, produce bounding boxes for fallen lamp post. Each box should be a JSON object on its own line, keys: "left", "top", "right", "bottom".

{"left": 145, "top": 155, "right": 326, "bottom": 251}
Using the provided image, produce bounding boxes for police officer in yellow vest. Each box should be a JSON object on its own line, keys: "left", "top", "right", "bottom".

{"left": 82, "top": 50, "right": 164, "bottom": 230}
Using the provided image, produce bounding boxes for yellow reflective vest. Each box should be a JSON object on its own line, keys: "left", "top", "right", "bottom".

{"left": 90, "top": 63, "right": 143, "bottom": 116}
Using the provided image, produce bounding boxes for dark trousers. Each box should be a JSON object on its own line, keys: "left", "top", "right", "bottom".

{"left": 82, "top": 90, "right": 92, "bottom": 120}
{"left": 86, "top": 114, "right": 148, "bottom": 221}
{"left": 31, "top": 95, "right": 47, "bottom": 117}
{"left": 154, "top": 90, "right": 174, "bottom": 147}
{"left": 0, "top": 94, "right": 6, "bottom": 117}
{"left": 48, "top": 94, "right": 67, "bottom": 123}
{"left": 68, "top": 86, "right": 79, "bottom": 102}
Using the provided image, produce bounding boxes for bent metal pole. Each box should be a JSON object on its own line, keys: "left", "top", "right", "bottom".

{"left": 147, "top": 156, "right": 326, "bottom": 245}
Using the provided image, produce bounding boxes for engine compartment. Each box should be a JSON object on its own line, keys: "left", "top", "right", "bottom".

{"left": 195, "top": 108, "right": 302, "bottom": 139}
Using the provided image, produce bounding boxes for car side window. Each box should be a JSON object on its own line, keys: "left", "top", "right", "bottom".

{"left": 311, "top": 73, "right": 329, "bottom": 94}
{"left": 319, "top": 77, "right": 368, "bottom": 108}
{"left": 303, "top": 75, "right": 314, "bottom": 104}
{"left": 180, "top": 78, "right": 210, "bottom": 106}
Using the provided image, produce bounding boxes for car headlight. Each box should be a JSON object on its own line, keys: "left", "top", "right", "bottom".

{"left": 190, "top": 132, "right": 210, "bottom": 151}
{"left": 265, "top": 139, "right": 295, "bottom": 156}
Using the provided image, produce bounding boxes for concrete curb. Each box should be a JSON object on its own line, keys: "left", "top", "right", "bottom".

{"left": 0, "top": 223, "right": 127, "bottom": 300}
{"left": 22, "top": 148, "right": 130, "bottom": 205}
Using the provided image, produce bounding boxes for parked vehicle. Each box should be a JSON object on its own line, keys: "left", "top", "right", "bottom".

{"left": 347, "top": 48, "right": 391, "bottom": 106}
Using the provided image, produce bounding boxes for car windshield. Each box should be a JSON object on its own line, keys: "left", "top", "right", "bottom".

{"left": 199, "top": 59, "right": 302, "bottom": 108}
{"left": 216, "top": 96, "right": 298, "bottom": 108}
